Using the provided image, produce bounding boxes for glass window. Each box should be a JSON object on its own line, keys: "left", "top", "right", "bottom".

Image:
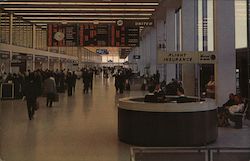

{"left": 235, "top": 0, "right": 247, "bottom": 48}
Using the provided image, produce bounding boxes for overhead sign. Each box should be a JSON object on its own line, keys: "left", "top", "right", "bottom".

{"left": 60, "top": 58, "right": 67, "bottom": 63}
{"left": 47, "top": 24, "right": 78, "bottom": 47}
{"left": 96, "top": 49, "right": 109, "bottom": 55}
{"left": 48, "top": 24, "right": 140, "bottom": 47}
{"left": 157, "top": 50, "right": 216, "bottom": 64}
{"left": 49, "top": 57, "right": 59, "bottom": 63}
{"left": 133, "top": 55, "right": 141, "bottom": 59}
{"left": 35, "top": 55, "right": 48, "bottom": 62}
{"left": 0, "top": 51, "right": 10, "bottom": 59}
{"left": 121, "top": 20, "right": 154, "bottom": 27}
{"left": 134, "top": 20, "right": 154, "bottom": 27}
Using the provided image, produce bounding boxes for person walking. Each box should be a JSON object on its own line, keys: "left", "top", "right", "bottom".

{"left": 66, "top": 72, "right": 74, "bottom": 96}
{"left": 72, "top": 71, "right": 77, "bottom": 93}
{"left": 23, "top": 73, "right": 39, "bottom": 120}
{"left": 44, "top": 73, "right": 57, "bottom": 107}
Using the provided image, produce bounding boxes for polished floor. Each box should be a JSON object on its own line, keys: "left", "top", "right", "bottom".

{"left": 0, "top": 76, "right": 250, "bottom": 161}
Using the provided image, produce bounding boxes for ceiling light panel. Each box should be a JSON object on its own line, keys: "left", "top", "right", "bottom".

{"left": 0, "top": 2, "right": 159, "bottom": 6}
{"left": 24, "top": 17, "right": 150, "bottom": 20}
{"left": 30, "top": 20, "right": 116, "bottom": 23}
{"left": 4, "top": 8, "right": 155, "bottom": 12}
{"left": 14, "top": 13, "right": 153, "bottom": 16}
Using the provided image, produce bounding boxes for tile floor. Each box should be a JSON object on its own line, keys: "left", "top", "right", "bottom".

{"left": 0, "top": 76, "right": 249, "bottom": 161}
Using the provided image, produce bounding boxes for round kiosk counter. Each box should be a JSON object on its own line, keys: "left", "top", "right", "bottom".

{"left": 118, "top": 96, "right": 218, "bottom": 147}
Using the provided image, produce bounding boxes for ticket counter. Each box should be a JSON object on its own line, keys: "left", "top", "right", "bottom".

{"left": 118, "top": 96, "right": 218, "bottom": 147}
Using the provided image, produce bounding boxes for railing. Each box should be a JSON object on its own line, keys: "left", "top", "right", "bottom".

{"left": 131, "top": 147, "right": 250, "bottom": 161}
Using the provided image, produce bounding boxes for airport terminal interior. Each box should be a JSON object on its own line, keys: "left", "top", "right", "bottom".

{"left": 1, "top": 0, "right": 250, "bottom": 161}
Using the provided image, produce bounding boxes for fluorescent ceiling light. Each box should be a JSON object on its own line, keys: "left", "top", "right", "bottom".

{"left": 0, "top": 13, "right": 8, "bottom": 15}
{"left": 14, "top": 13, "right": 152, "bottom": 16}
{"left": 30, "top": 20, "right": 116, "bottom": 23}
{"left": 23, "top": 17, "right": 150, "bottom": 20}
{"left": 36, "top": 24, "right": 48, "bottom": 26}
{"left": 0, "top": 2, "right": 159, "bottom": 6}
{"left": 4, "top": 8, "right": 155, "bottom": 12}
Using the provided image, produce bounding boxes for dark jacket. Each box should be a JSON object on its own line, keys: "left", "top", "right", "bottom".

{"left": 44, "top": 77, "right": 56, "bottom": 94}
{"left": 144, "top": 93, "right": 158, "bottom": 103}
{"left": 24, "top": 80, "right": 39, "bottom": 101}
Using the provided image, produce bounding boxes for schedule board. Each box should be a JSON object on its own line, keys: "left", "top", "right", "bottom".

{"left": 48, "top": 24, "right": 139, "bottom": 47}
{"left": 47, "top": 24, "right": 78, "bottom": 47}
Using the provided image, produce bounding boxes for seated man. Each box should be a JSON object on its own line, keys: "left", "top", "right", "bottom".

{"left": 223, "top": 93, "right": 236, "bottom": 107}
{"left": 228, "top": 95, "right": 244, "bottom": 114}
{"left": 144, "top": 85, "right": 157, "bottom": 103}
{"left": 217, "top": 94, "right": 243, "bottom": 127}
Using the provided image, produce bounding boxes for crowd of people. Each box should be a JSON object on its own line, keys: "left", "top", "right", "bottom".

{"left": 0, "top": 66, "right": 135, "bottom": 120}
{"left": 1, "top": 69, "right": 248, "bottom": 125}
{"left": 143, "top": 71, "right": 185, "bottom": 103}
{"left": 113, "top": 68, "right": 133, "bottom": 94}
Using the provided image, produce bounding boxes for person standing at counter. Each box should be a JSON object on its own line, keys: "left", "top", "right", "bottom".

{"left": 144, "top": 85, "right": 157, "bottom": 103}
{"left": 176, "top": 87, "right": 189, "bottom": 103}
{"left": 206, "top": 75, "right": 215, "bottom": 99}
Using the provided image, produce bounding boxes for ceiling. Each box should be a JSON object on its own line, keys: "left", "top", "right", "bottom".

{"left": 0, "top": 0, "right": 161, "bottom": 58}
{"left": 0, "top": 0, "right": 160, "bottom": 26}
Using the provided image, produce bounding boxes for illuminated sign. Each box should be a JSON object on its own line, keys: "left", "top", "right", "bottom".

{"left": 157, "top": 50, "right": 216, "bottom": 64}
{"left": 48, "top": 24, "right": 139, "bottom": 47}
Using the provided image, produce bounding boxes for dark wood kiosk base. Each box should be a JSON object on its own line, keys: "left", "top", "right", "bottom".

{"left": 118, "top": 97, "right": 218, "bottom": 147}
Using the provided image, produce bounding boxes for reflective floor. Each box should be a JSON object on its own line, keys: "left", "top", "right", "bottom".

{"left": 0, "top": 76, "right": 250, "bottom": 161}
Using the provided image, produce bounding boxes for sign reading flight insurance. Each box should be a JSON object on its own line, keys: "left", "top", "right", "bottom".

{"left": 157, "top": 50, "right": 216, "bottom": 64}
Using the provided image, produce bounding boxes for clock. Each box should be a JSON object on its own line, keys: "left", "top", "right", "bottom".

{"left": 54, "top": 32, "right": 65, "bottom": 41}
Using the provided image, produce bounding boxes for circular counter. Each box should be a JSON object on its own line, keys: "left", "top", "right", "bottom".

{"left": 118, "top": 96, "right": 218, "bottom": 147}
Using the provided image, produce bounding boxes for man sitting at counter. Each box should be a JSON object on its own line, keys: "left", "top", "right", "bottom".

{"left": 144, "top": 85, "right": 158, "bottom": 103}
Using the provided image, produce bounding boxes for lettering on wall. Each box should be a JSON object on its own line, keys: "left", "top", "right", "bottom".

{"left": 157, "top": 50, "right": 216, "bottom": 64}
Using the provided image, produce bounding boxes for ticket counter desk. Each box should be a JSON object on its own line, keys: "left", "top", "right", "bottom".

{"left": 118, "top": 96, "right": 218, "bottom": 147}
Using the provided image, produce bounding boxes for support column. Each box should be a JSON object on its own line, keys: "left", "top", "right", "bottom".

{"left": 32, "top": 24, "right": 36, "bottom": 71}
{"left": 32, "top": 24, "right": 36, "bottom": 49}
{"left": 47, "top": 57, "right": 50, "bottom": 70}
{"left": 150, "top": 27, "right": 157, "bottom": 75}
{"left": 146, "top": 33, "right": 151, "bottom": 75}
{"left": 9, "top": 13, "right": 13, "bottom": 45}
{"left": 166, "top": 8, "right": 177, "bottom": 83}
{"left": 248, "top": 0, "right": 250, "bottom": 100}
{"left": 214, "top": 0, "right": 236, "bottom": 106}
{"left": 248, "top": 0, "right": 250, "bottom": 49}
{"left": 9, "top": 13, "right": 13, "bottom": 73}
{"left": 156, "top": 19, "right": 165, "bottom": 82}
{"left": 182, "top": 0, "right": 198, "bottom": 96}
{"left": 138, "top": 40, "right": 144, "bottom": 75}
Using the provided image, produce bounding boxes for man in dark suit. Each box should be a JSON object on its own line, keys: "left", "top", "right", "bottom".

{"left": 66, "top": 72, "right": 74, "bottom": 96}
{"left": 23, "top": 73, "right": 39, "bottom": 120}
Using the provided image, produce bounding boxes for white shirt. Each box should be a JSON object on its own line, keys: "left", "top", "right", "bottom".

{"left": 229, "top": 103, "right": 244, "bottom": 114}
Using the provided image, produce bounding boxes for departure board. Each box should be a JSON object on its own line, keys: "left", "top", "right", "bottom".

{"left": 48, "top": 24, "right": 139, "bottom": 47}
{"left": 125, "top": 27, "right": 140, "bottom": 47}
{"left": 47, "top": 24, "right": 78, "bottom": 47}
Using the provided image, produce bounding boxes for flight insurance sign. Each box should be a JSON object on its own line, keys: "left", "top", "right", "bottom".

{"left": 157, "top": 50, "right": 216, "bottom": 64}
